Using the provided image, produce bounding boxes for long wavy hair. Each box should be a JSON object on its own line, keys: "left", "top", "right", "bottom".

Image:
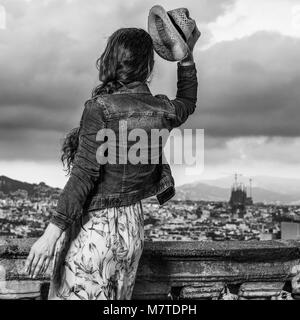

{"left": 61, "top": 28, "right": 155, "bottom": 174}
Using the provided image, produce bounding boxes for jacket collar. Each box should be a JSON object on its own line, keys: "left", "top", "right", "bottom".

{"left": 112, "top": 82, "right": 152, "bottom": 95}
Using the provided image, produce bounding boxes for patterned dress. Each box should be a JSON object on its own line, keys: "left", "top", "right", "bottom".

{"left": 48, "top": 202, "right": 144, "bottom": 300}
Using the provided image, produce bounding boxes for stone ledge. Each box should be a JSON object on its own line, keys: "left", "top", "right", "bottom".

{"left": 0, "top": 238, "right": 36, "bottom": 257}
{"left": 1, "top": 238, "right": 300, "bottom": 260}
{"left": 140, "top": 240, "right": 300, "bottom": 261}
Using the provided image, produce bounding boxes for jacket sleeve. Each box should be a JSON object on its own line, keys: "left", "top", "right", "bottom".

{"left": 50, "top": 99, "right": 105, "bottom": 231}
{"left": 169, "top": 62, "right": 198, "bottom": 128}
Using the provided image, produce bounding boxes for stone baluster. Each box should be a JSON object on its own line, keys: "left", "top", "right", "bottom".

{"left": 238, "top": 282, "right": 285, "bottom": 300}
{"left": 179, "top": 282, "right": 225, "bottom": 300}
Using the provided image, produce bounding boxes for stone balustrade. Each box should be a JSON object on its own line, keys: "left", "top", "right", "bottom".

{"left": 1, "top": 238, "right": 300, "bottom": 300}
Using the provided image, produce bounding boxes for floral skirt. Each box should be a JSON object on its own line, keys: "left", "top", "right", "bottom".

{"left": 48, "top": 202, "right": 144, "bottom": 300}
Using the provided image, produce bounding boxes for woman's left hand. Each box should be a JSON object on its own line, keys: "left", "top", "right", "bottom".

{"left": 24, "top": 223, "right": 63, "bottom": 278}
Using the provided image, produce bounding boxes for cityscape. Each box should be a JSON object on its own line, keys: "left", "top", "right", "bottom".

{"left": 0, "top": 175, "right": 300, "bottom": 241}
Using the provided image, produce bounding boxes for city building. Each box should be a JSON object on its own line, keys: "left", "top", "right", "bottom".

{"left": 281, "top": 221, "right": 300, "bottom": 240}
{"left": 229, "top": 175, "right": 253, "bottom": 218}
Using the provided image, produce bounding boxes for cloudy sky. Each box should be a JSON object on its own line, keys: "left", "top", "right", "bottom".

{"left": 0, "top": 0, "right": 300, "bottom": 188}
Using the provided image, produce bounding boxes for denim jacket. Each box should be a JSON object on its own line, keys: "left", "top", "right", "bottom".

{"left": 50, "top": 63, "right": 198, "bottom": 230}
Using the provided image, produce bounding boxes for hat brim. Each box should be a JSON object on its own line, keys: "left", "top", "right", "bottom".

{"left": 148, "top": 5, "right": 189, "bottom": 62}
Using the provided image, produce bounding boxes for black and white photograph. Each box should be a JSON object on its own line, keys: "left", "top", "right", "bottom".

{"left": 0, "top": 0, "right": 300, "bottom": 308}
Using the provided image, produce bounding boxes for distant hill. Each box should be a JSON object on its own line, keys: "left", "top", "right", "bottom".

{"left": 0, "top": 175, "right": 61, "bottom": 198}
{"left": 202, "top": 175, "right": 300, "bottom": 196}
{"left": 174, "top": 182, "right": 229, "bottom": 202}
{"left": 174, "top": 179, "right": 300, "bottom": 204}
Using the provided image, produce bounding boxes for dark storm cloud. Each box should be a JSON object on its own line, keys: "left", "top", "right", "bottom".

{"left": 186, "top": 32, "right": 300, "bottom": 137}
{"left": 0, "top": 128, "right": 64, "bottom": 161}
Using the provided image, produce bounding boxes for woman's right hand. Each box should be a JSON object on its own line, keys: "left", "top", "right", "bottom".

{"left": 180, "top": 22, "right": 201, "bottom": 65}
{"left": 24, "top": 223, "right": 62, "bottom": 278}
{"left": 187, "top": 23, "right": 201, "bottom": 53}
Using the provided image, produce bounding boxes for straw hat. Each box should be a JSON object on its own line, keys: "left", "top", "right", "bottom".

{"left": 148, "top": 5, "right": 197, "bottom": 61}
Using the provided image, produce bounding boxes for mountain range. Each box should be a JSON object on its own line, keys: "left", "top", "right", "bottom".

{"left": 1, "top": 175, "right": 299, "bottom": 204}
{"left": 175, "top": 176, "right": 300, "bottom": 204}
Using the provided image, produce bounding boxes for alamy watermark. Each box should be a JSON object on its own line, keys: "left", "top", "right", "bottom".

{"left": 95, "top": 120, "right": 204, "bottom": 176}
{"left": 0, "top": 4, "right": 6, "bottom": 30}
